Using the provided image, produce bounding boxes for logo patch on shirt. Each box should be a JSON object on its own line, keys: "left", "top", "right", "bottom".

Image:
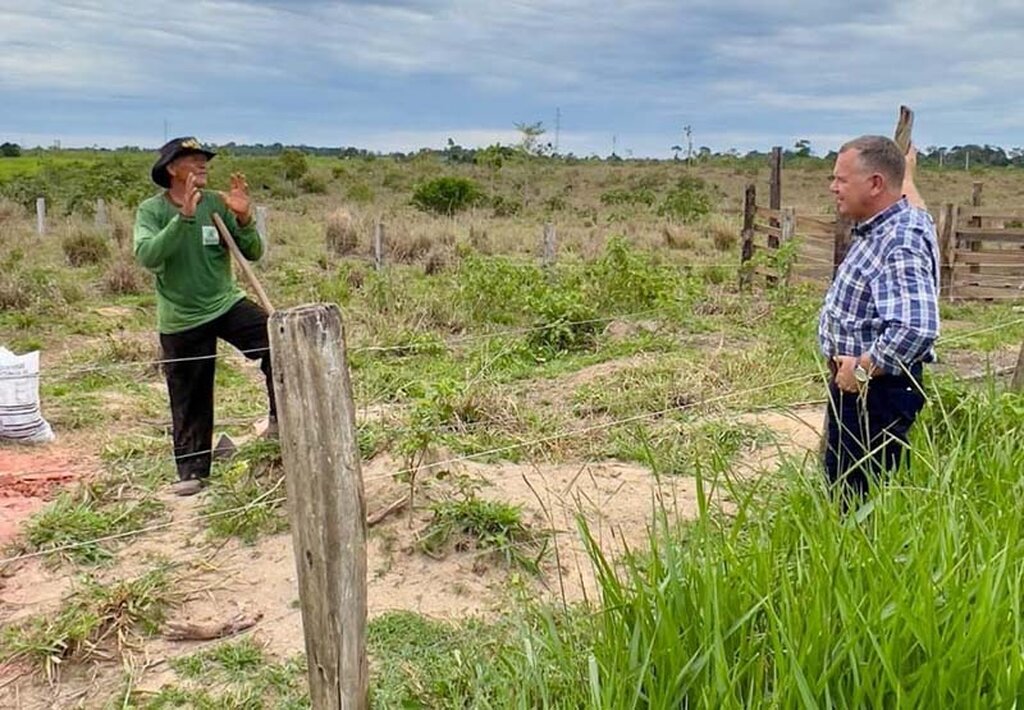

{"left": 201, "top": 225, "right": 219, "bottom": 246}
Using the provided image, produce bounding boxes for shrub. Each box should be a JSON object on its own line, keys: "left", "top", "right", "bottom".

{"left": 600, "top": 187, "right": 656, "bottom": 207}
{"left": 658, "top": 176, "right": 712, "bottom": 223}
{"left": 280, "top": 149, "right": 308, "bottom": 181}
{"left": 0, "top": 197, "right": 25, "bottom": 223}
{"left": 527, "top": 288, "right": 600, "bottom": 354}
{"left": 102, "top": 253, "right": 148, "bottom": 295}
{"left": 346, "top": 182, "right": 375, "bottom": 204}
{"left": 411, "top": 177, "right": 484, "bottom": 216}
{"left": 491, "top": 195, "right": 522, "bottom": 217}
{"left": 299, "top": 173, "right": 327, "bottom": 194}
{"left": 325, "top": 208, "right": 358, "bottom": 255}
{"left": 61, "top": 229, "right": 110, "bottom": 266}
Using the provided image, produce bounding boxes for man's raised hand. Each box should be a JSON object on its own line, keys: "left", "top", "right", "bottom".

{"left": 180, "top": 172, "right": 202, "bottom": 218}
{"left": 221, "top": 172, "right": 252, "bottom": 225}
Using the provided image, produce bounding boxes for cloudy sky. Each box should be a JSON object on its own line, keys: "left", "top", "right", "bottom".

{"left": 2, "top": 0, "right": 1023, "bottom": 157}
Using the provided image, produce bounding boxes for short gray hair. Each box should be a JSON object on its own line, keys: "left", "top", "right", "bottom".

{"left": 839, "top": 135, "right": 905, "bottom": 190}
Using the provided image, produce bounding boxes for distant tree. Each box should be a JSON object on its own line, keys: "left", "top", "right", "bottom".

{"left": 514, "top": 121, "right": 550, "bottom": 157}
{"left": 280, "top": 148, "right": 308, "bottom": 181}
{"left": 0, "top": 142, "right": 21, "bottom": 157}
{"left": 670, "top": 145, "right": 683, "bottom": 161}
{"left": 793, "top": 139, "right": 812, "bottom": 158}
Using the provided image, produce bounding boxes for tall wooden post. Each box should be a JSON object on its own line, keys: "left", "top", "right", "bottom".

{"left": 542, "top": 223, "right": 556, "bottom": 267}
{"left": 832, "top": 216, "right": 853, "bottom": 278}
{"left": 739, "top": 184, "right": 756, "bottom": 289}
{"left": 373, "top": 221, "right": 385, "bottom": 272}
{"left": 255, "top": 205, "right": 268, "bottom": 242}
{"left": 937, "top": 202, "right": 958, "bottom": 301}
{"left": 269, "top": 304, "right": 367, "bottom": 710}
{"left": 95, "top": 198, "right": 108, "bottom": 230}
{"left": 768, "top": 147, "right": 782, "bottom": 237}
{"left": 893, "top": 106, "right": 914, "bottom": 154}
{"left": 766, "top": 147, "right": 783, "bottom": 286}
{"left": 1012, "top": 341, "right": 1024, "bottom": 393}
{"left": 969, "top": 182, "right": 983, "bottom": 276}
{"left": 36, "top": 198, "right": 45, "bottom": 236}
{"left": 780, "top": 206, "right": 795, "bottom": 285}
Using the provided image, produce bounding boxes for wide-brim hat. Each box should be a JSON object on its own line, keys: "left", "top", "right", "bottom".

{"left": 151, "top": 136, "right": 217, "bottom": 188}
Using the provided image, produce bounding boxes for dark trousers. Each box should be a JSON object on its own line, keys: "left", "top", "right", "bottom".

{"left": 160, "top": 299, "right": 275, "bottom": 481}
{"left": 823, "top": 364, "right": 926, "bottom": 498}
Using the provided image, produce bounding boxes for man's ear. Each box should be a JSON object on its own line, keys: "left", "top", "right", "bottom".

{"left": 870, "top": 173, "right": 885, "bottom": 195}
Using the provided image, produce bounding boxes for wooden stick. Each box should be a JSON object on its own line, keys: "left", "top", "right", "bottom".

{"left": 367, "top": 495, "right": 409, "bottom": 527}
{"left": 894, "top": 105, "right": 914, "bottom": 153}
{"left": 212, "top": 212, "right": 275, "bottom": 314}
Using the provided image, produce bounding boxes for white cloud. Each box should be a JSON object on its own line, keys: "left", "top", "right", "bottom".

{"left": 2, "top": 1, "right": 1024, "bottom": 153}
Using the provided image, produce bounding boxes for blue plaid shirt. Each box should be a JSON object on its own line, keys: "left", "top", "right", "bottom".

{"left": 818, "top": 198, "right": 940, "bottom": 375}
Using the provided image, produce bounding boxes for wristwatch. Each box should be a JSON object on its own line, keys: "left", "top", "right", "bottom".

{"left": 854, "top": 364, "right": 870, "bottom": 385}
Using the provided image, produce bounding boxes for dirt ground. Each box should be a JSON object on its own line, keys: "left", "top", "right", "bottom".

{"left": 0, "top": 402, "right": 824, "bottom": 709}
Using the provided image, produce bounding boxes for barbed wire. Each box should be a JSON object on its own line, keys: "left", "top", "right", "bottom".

{"left": 4, "top": 315, "right": 1023, "bottom": 482}
{"left": 1, "top": 313, "right": 1021, "bottom": 570}
{"left": 0, "top": 371, "right": 824, "bottom": 567}
{"left": 0, "top": 307, "right": 672, "bottom": 382}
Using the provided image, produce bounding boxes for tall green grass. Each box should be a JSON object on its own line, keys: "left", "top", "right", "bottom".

{"left": 368, "top": 379, "right": 1024, "bottom": 708}
{"left": 563, "top": 379, "right": 1024, "bottom": 707}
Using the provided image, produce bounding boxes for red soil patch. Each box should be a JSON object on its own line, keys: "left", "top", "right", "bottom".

{"left": 0, "top": 446, "right": 98, "bottom": 545}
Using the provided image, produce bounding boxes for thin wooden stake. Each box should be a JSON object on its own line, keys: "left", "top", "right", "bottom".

{"left": 542, "top": 223, "right": 556, "bottom": 267}
{"left": 373, "top": 221, "right": 385, "bottom": 272}
{"left": 36, "top": 197, "right": 45, "bottom": 236}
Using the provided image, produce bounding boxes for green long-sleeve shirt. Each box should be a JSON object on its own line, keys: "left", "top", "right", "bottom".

{"left": 134, "top": 191, "right": 264, "bottom": 334}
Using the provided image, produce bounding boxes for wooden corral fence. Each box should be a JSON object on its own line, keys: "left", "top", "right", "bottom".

{"left": 741, "top": 168, "right": 1024, "bottom": 302}
{"left": 937, "top": 182, "right": 1024, "bottom": 301}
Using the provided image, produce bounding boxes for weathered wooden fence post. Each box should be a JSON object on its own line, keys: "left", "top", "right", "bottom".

{"left": 255, "top": 205, "right": 268, "bottom": 242}
{"left": 768, "top": 147, "right": 782, "bottom": 245}
{"left": 739, "top": 184, "right": 756, "bottom": 289}
{"left": 937, "top": 202, "right": 957, "bottom": 300}
{"left": 831, "top": 216, "right": 853, "bottom": 277}
{"left": 373, "top": 221, "right": 385, "bottom": 272}
{"left": 766, "top": 147, "right": 783, "bottom": 286}
{"left": 95, "top": 198, "right": 108, "bottom": 230}
{"left": 268, "top": 304, "right": 368, "bottom": 710}
{"left": 542, "top": 223, "right": 557, "bottom": 267}
{"left": 36, "top": 197, "right": 45, "bottom": 236}
{"left": 969, "top": 182, "right": 983, "bottom": 277}
{"left": 1012, "top": 340, "right": 1024, "bottom": 393}
{"left": 780, "top": 206, "right": 795, "bottom": 285}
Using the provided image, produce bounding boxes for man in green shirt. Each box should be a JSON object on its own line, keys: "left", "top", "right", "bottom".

{"left": 134, "top": 137, "right": 275, "bottom": 496}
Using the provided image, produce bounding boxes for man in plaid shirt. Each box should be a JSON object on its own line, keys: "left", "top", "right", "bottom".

{"left": 819, "top": 135, "right": 939, "bottom": 497}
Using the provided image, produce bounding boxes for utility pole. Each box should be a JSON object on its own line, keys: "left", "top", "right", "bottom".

{"left": 554, "top": 107, "right": 561, "bottom": 155}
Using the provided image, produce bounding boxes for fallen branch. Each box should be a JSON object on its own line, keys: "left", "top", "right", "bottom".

{"left": 367, "top": 495, "right": 409, "bottom": 527}
{"left": 162, "top": 610, "right": 263, "bottom": 642}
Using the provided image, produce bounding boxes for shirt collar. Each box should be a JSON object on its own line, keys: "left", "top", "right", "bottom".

{"left": 852, "top": 197, "right": 908, "bottom": 238}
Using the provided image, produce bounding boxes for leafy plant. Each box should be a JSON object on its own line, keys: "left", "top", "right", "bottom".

{"left": 61, "top": 228, "right": 110, "bottom": 266}
{"left": 658, "top": 175, "right": 712, "bottom": 223}
{"left": 411, "top": 176, "right": 485, "bottom": 216}
{"left": 1, "top": 567, "right": 176, "bottom": 679}
{"left": 417, "top": 478, "right": 549, "bottom": 573}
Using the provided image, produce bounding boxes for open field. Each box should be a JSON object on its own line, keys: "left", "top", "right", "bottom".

{"left": 2, "top": 151, "right": 1024, "bottom": 707}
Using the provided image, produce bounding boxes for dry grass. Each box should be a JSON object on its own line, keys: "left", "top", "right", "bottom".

{"left": 102, "top": 252, "right": 149, "bottom": 295}
{"left": 325, "top": 207, "right": 358, "bottom": 255}
{"left": 60, "top": 223, "right": 111, "bottom": 267}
